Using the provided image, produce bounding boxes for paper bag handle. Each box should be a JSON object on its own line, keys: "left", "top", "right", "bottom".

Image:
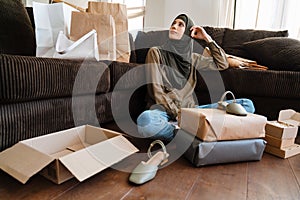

{"left": 56, "top": 29, "right": 97, "bottom": 54}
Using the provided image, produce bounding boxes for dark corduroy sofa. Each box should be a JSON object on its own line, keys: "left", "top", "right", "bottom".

{"left": 1, "top": 1, "right": 300, "bottom": 150}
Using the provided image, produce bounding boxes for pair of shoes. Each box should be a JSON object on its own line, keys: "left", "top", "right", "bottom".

{"left": 129, "top": 140, "right": 169, "bottom": 185}
{"left": 218, "top": 91, "right": 247, "bottom": 116}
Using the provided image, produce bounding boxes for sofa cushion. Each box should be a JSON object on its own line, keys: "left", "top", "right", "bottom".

{"left": 0, "top": 54, "right": 110, "bottom": 103}
{"left": 220, "top": 68, "right": 300, "bottom": 99}
{"left": 134, "top": 30, "right": 207, "bottom": 64}
{"left": 0, "top": 0, "right": 36, "bottom": 56}
{"left": 26, "top": 7, "right": 35, "bottom": 30}
{"left": 222, "top": 29, "right": 288, "bottom": 59}
{"left": 0, "top": 93, "right": 117, "bottom": 150}
{"left": 243, "top": 37, "right": 300, "bottom": 71}
{"left": 134, "top": 30, "right": 169, "bottom": 63}
{"left": 128, "top": 33, "right": 137, "bottom": 63}
{"left": 107, "top": 61, "right": 145, "bottom": 91}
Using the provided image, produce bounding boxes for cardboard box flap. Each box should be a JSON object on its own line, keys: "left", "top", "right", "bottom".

{"left": 0, "top": 143, "right": 54, "bottom": 184}
{"left": 278, "top": 109, "right": 300, "bottom": 126}
{"left": 59, "top": 135, "right": 138, "bottom": 182}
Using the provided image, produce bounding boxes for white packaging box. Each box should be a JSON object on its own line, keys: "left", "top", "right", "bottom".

{"left": 265, "top": 109, "right": 300, "bottom": 139}
{"left": 278, "top": 109, "right": 300, "bottom": 127}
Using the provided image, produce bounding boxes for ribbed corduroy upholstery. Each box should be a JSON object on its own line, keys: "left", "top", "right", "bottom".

{"left": 0, "top": 55, "right": 150, "bottom": 150}
{"left": 106, "top": 60, "right": 147, "bottom": 122}
{"left": 220, "top": 68, "right": 300, "bottom": 119}
{"left": 221, "top": 68, "right": 300, "bottom": 99}
{"left": 190, "top": 68, "right": 300, "bottom": 120}
{"left": 107, "top": 61, "right": 145, "bottom": 91}
{"left": 0, "top": 54, "right": 110, "bottom": 103}
{"left": 0, "top": 93, "right": 116, "bottom": 150}
{"left": 0, "top": 54, "right": 150, "bottom": 150}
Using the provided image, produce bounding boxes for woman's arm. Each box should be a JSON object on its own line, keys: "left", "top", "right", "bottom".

{"left": 190, "top": 26, "right": 213, "bottom": 43}
{"left": 190, "top": 26, "right": 229, "bottom": 70}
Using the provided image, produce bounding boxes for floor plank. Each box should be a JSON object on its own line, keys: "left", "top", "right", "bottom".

{"left": 186, "top": 162, "right": 248, "bottom": 200}
{"left": 122, "top": 157, "right": 200, "bottom": 200}
{"left": 1, "top": 151, "right": 300, "bottom": 199}
{"left": 54, "top": 168, "right": 134, "bottom": 200}
{"left": 247, "top": 153, "right": 300, "bottom": 200}
{"left": 0, "top": 170, "right": 79, "bottom": 200}
{"left": 288, "top": 153, "right": 300, "bottom": 188}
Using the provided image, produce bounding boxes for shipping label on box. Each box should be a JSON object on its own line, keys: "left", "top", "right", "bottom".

{"left": 0, "top": 125, "right": 139, "bottom": 184}
{"left": 265, "top": 121, "right": 298, "bottom": 139}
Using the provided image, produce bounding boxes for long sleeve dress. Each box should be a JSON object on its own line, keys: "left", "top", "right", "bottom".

{"left": 145, "top": 41, "right": 229, "bottom": 120}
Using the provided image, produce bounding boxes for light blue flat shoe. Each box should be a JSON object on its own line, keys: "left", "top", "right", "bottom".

{"left": 226, "top": 102, "right": 247, "bottom": 116}
{"left": 129, "top": 140, "right": 169, "bottom": 185}
{"left": 129, "top": 159, "right": 159, "bottom": 184}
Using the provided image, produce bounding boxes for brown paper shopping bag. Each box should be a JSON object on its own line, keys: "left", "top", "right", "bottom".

{"left": 70, "top": 11, "right": 116, "bottom": 60}
{"left": 88, "top": 2, "right": 130, "bottom": 62}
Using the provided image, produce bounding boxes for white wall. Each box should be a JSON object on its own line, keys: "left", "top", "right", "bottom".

{"left": 25, "top": 0, "right": 49, "bottom": 7}
{"left": 144, "top": 0, "right": 220, "bottom": 30}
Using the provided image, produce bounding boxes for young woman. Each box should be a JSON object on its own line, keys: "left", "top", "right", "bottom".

{"left": 137, "top": 14, "right": 254, "bottom": 141}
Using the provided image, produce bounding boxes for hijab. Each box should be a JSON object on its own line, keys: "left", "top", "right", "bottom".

{"left": 158, "top": 14, "right": 194, "bottom": 89}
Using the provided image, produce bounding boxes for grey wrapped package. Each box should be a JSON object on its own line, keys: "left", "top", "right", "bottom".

{"left": 175, "top": 129, "right": 266, "bottom": 167}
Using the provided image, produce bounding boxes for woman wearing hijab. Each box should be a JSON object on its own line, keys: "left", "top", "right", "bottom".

{"left": 137, "top": 14, "right": 255, "bottom": 141}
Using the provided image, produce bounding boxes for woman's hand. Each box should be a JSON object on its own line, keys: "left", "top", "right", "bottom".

{"left": 190, "top": 26, "right": 213, "bottom": 43}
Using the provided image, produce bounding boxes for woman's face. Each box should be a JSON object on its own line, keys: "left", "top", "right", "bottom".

{"left": 169, "top": 18, "right": 186, "bottom": 40}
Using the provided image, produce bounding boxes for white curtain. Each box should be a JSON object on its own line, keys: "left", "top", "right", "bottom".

{"left": 234, "top": 0, "right": 300, "bottom": 39}
{"left": 217, "top": 0, "right": 235, "bottom": 28}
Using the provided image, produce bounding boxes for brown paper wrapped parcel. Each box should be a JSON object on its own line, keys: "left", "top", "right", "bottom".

{"left": 179, "top": 108, "right": 267, "bottom": 141}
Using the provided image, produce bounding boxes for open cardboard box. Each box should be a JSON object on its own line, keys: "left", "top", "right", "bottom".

{"left": 0, "top": 125, "right": 139, "bottom": 184}
{"left": 265, "top": 109, "right": 299, "bottom": 139}
{"left": 278, "top": 109, "right": 300, "bottom": 127}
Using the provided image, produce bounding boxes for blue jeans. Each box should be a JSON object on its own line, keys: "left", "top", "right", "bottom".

{"left": 136, "top": 98, "right": 255, "bottom": 141}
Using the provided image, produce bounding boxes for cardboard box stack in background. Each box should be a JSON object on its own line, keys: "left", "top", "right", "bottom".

{"left": 264, "top": 109, "right": 300, "bottom": 158}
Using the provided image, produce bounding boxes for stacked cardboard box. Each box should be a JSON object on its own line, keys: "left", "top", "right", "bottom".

{"left": 264, "top": 109, "right": 300, "bottom": 158}
{"left": 179, "top": 108, "right": 267, "bottom": 141}
{"left": 177, "top": 108, "right": 267, "bottom": 166}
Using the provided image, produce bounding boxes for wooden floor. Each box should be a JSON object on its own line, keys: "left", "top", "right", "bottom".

{"left": 1, "top": 136, "right": 300, "bottom": 200}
